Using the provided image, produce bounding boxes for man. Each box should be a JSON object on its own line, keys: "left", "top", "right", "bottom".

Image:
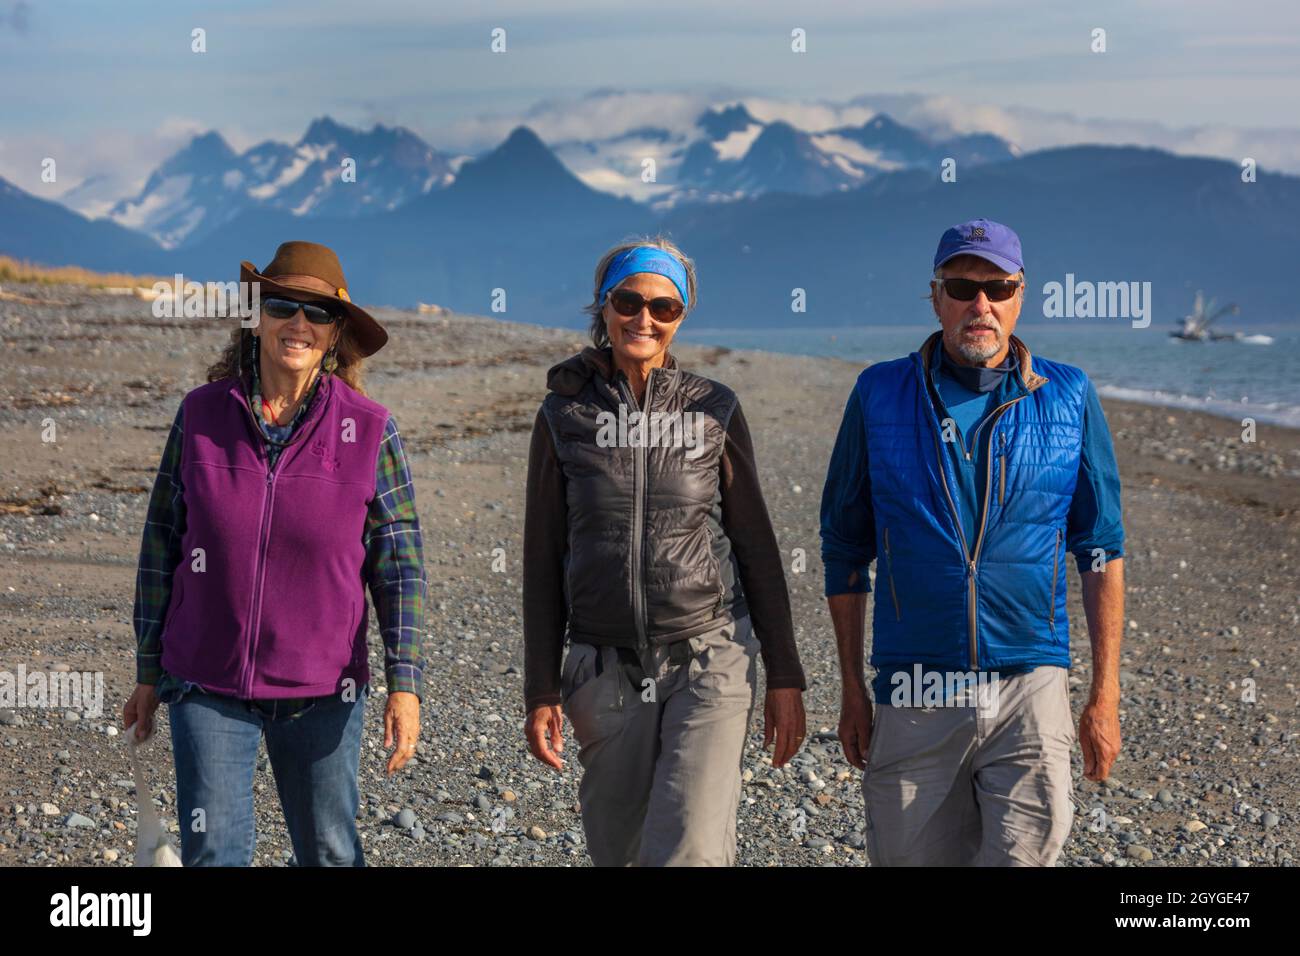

{"left": 820, "top": 218, "right": 1124, "bottom": 866}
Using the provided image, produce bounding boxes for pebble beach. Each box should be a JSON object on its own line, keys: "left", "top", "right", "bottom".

{"left": 1, "top": 284, "right": 1297, "bottom": 867}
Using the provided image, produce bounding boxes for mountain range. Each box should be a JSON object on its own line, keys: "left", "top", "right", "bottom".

{"left": 54, "top": 107, "right": 1016, "bottom": 248}
{"left": 3, "top": 111, "right": 1297, "bottom": 329}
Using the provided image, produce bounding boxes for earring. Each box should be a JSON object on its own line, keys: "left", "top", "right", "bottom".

{"left": 323, "top": 348, "right": 338, "bottom": 373}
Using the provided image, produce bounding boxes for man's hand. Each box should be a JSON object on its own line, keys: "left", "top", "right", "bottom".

{"left": 1080, "top": 557, "right": 1124, "bottom": 781}
{"left": 764, "top": 687, "right": 806, "bottom": 768}
{"left": 525, "top": 704, "right": 565, "bottom": 770}
{"left": 839, "top": 684, "right": 873, "bottom": 770}
{"left": 1079, "top": 698, "right": 1121, "bottom": 781}
{"left": 383, "top": 690, "right": 420, "bottom": 776}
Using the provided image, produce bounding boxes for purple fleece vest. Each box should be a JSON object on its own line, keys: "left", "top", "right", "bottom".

{"left": 160, "top": 374, "right": 389, "bottom": 699}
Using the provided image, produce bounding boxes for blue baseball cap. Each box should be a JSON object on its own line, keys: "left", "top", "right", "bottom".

{"left": 933, "top": 218, "right": 1023, "bottom": 274}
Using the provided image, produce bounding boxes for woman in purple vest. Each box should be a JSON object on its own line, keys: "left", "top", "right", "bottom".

{"left": 122, "top": 242, "right": 426, "bottom": 866}
{"left": 522, "top": 236, "right": 807, "bottom": 865}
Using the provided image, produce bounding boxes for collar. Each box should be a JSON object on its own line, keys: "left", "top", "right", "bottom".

{"left": 934, "top": 342, "right": 1016, "bottom": 393}
{"left": 917, "top": 330, "right": 1048, "bottom": 400}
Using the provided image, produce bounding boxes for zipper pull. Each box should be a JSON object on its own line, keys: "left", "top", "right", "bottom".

{"left": 969, "top": 559, "right": 977, "bottom": 577}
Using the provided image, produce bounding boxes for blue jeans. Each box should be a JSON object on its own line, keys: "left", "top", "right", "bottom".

{"left": 163, "top": 681, "right": 368, "bottom": 867}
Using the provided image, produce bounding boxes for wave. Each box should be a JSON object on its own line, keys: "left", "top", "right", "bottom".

{"left": 1096, "top": 385, "right": 1300, "bottom": 429}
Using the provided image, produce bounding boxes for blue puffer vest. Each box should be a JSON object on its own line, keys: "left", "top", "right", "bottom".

{"left": 856, "top": 331, "right": 1088, "bottom": 673}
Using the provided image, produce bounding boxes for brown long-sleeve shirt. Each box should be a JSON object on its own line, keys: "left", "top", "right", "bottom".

{"left": 523, "top": 400, "right": 805, "bottom": 711}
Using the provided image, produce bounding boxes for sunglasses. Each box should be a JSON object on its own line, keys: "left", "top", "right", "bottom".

{"left": 261, "top": 297, "right": 342, "bottom": 324}
{"left": 606, "top": 289, "right": 685, "bottom": 322}
{"left": 938, "top": 278, "right": 1023, "bottom": 302}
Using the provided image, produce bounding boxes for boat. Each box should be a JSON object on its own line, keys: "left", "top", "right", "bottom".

{"left": 1170, "top": 292, "right": 1239, "bottom": 341}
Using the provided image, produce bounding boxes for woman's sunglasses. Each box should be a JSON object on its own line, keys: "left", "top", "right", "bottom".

{"left": 938, "top": 278, "right": 1023, "bottom": 302}
{"left": 606, "top": 289, "right": 685, "bottom": 322}
{"left": 261, "top": 296, "right": 342, "bottom": 325}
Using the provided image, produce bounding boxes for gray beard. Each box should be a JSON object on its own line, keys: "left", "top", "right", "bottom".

{"left": 952, "top": 331, "right": 1003, "bottom": 364}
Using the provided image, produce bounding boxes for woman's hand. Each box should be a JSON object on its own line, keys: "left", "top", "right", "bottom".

{"left": 384, "top": 691, "right": 421, "bottom": 776}
{"left": 763, "top": 687, "right": 806, "bottom": 768}
{"left": 123, "top": 683, "right": 160, "bottom": 742}
{"left": 525, "top": 704, "right": 565, "bottom": 770}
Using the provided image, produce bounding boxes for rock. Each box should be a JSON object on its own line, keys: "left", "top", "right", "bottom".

{"left": 1262, "top": 812, "right": 1280, "bottom": 829}
{"left": 393, "top": 809, "right": 417, "bottom": 829}
{"left": 1126, "top": 845, "right": 1154, "bottom": 862}
{"left": 1185, "top": 820, "right": 1208, "bottom": 833}
{"left": 476, "top": 765, "right": 494, "bottom": 780}
{"left": 39, "top": 803, "right": 60, "bottom": 816}
{"left": 473, "top": 794, "right": 491, "bottom": 811}
{"left": 103, "top": 849, "right": 118, "bottom": 863}
{"left": 62, "top": 812, "right": 94, "bottom": 828}
{"left": 1157, "top": 789, "right": 1174, "bottom": 805}
{"left": 527, "top": 826, "right": 546, "bottom": 841}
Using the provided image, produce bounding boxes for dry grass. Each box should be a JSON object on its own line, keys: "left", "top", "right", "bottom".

{"left": 0, "top": 255, "right": 166, "bottom": 289}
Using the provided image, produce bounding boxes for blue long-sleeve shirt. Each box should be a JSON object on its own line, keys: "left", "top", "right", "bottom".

{"left": 820, "top": 344, "right": 1125, "bottom": 655}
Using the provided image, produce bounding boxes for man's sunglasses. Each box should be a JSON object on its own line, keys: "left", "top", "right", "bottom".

{"left": 938, "top": 278, "right": 1023, "bottom": 302}
{"left": 606, "top": 289, "right": 685, "bottom": 322}
{"left": 261, "top": 297, "right": 342, "bottom": 324}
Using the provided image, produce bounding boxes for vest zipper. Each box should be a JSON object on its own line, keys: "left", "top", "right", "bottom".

{"left": 241, "top": 464, "right": 278, "bottom": 698}
{"left": 998, "top": 431, "right": 1007, "bottom": 506}
{"left": 930, "top": 387, "right": 1028, "bottom": 670}
{"left": 923, "top": 340, "right": 1048, "bottom": 670}
{"left": 234, "top": 377, "right": 325, "bottom": 698}
{"left": 617, "top": 369, "right": 653, "bottom": 654}
{"left": 1048, "top": 527, "right": 1062, "bottom": 629}
{"left": 883, "top": 527, "right": 902, "bottom": 621}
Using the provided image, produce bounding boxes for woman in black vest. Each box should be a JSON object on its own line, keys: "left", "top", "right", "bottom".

{"left": 522, "top": 236, "right": 807, "bottom": 866}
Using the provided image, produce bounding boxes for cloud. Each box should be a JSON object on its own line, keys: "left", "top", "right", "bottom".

{"left": 434, "top": 89, "right": 729, "bottom": 153}
{"left": 0, "top": 117, "right": 255, "bottom": 216}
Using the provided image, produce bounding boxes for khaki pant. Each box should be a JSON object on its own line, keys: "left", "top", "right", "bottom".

{"left": 863, "top": 665, "right": 1076, "bottom": 866}
{"left": 562, "top": 615, "right": 759, "bottom": 866}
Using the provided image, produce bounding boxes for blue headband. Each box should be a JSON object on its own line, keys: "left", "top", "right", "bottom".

{"left": 598, "top": 246, "right": 690, "bottom": 308}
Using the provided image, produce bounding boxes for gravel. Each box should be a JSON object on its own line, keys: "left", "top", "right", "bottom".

{"left": 0, "top": 284, "right": 1296, "bottom": 866}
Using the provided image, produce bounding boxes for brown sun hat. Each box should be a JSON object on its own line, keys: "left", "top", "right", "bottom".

{"left": 239, "top": 241, "right": 388, "bottom": 356}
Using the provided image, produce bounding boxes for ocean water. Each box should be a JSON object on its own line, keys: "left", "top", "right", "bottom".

{"left": 678, "top": 319, "right": 1300, "bottom": 428}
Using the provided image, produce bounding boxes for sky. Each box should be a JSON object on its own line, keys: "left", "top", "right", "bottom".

{"left": 2, "top": 0, "right": 1299, "bottom": 200}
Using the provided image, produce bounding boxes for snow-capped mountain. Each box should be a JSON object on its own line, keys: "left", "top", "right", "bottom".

{"left": 65, "top": 101, "right": 1018, "bottom": 248}
{"left": 97, "top": 119, "right": 455, "bottom": 248}
{"left": 551, "top": 103, "right": 1017, "bottom": 206}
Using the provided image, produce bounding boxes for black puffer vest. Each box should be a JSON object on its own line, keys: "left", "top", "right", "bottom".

{"left": 540, "top": 347, "right": 748, "bottom": 650}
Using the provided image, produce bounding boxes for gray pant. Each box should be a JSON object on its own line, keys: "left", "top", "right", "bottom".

{"left": 562, "top": 615, "right": 759, "bottom": 866}
{"left": 863, "top": 665, "right": 1076, "bottom": 866}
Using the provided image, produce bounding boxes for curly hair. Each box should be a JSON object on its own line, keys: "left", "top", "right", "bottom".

{"left": 204, "top": 319, "right": 367, "bottom": 394}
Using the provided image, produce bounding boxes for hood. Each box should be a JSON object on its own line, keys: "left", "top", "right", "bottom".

{"left": 545, "top": 346, "right": 679, "bottom": 397}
